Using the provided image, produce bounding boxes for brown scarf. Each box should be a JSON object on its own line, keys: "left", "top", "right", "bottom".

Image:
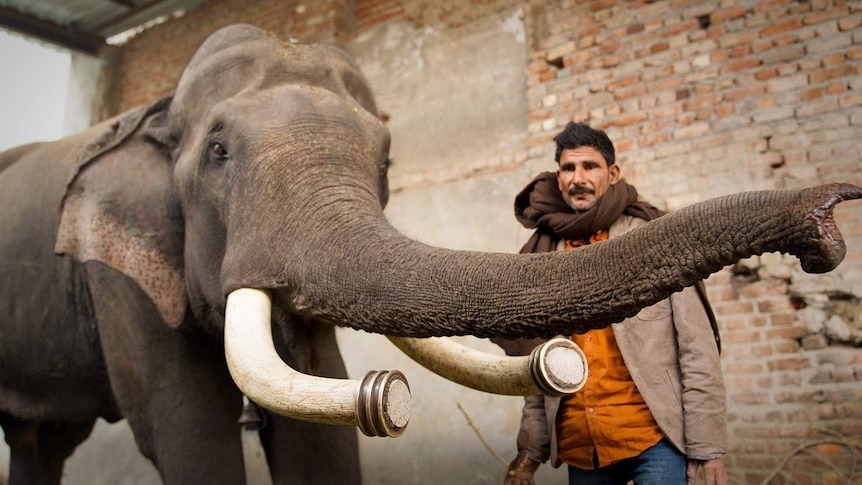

{"left": 514, "top": 172, "right": 665, "bottom": 253}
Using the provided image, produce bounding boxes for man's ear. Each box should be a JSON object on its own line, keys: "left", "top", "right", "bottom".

{"left": 609, "top": 164, "right": 621, "bottom": 184}
{"left": 556, "top": 168, "right": 564, "bottom": 191}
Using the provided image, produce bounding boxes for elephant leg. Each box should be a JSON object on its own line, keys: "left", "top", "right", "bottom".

{"left": 84, "top": 263, "right": 246, "bottom": 484}
{"left": 1, "top": 413, "right": 38, "bottom": 485}
{"left": 260, "top": 321, "right": 362, "bottom": 485}
{"left": 36, "top": 420, "right": 96, "bottom": 484}
{"left": 0, "top": 413, "right": 93, "bottom": 485}
{"left": 260, "top": 416, "right": 361, "bottom": 485}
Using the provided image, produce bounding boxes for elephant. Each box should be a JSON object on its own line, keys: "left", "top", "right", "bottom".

{"left": 0, "top": 22, "right": 859, "bottom": 484}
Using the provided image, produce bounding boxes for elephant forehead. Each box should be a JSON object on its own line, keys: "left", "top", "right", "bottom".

{"left": 173, "top": 37, "right": 376, "bottom": 121}
{"left": 193, "top": 26, "right": 358, "bottom": 84}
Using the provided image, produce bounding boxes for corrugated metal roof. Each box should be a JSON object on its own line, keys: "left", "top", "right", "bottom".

{"left": 0, "top": 0, "right": 211, "bottom": 55}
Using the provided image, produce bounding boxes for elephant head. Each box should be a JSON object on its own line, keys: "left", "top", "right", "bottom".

{"left": 54, "top": 24, "right": 861, "bottom": 438}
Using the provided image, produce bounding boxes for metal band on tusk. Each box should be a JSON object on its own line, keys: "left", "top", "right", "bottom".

{"left": 224, "top": 288, "right": 411, "bottom": 437}
{"left": 528, "top": 337, "right": 588, "bottom": 397}
{"left": 388, "top": 336, "right": 587, "bottom": 397}
{"left": 356, "top": 370, "right": 411, "bottom": 437}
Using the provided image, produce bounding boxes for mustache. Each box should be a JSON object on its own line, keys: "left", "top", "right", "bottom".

{"left": 567, "top": 185, "right": 595, "bottom": 196}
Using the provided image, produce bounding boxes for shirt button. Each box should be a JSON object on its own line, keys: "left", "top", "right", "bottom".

{"left": 587, "top": 408, "right": 594, "bottom": 414}
{"left": 586, "top": 336, "right": 592, "bottom": 341}
{"left": 588, "top": 371, "right": 593, "bottom": 377}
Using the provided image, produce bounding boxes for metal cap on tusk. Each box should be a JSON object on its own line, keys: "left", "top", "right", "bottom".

{"left": 528, "top": 337, "right": 588, "bottom": 397}
{"left": 357, "top": 370, "right": 411, "bottom": 437}
{"left": 387, "top": 336, "right": 587, "bottom": 397}
{"left": 224, "top": 288, "right": 411, "bottom": 438}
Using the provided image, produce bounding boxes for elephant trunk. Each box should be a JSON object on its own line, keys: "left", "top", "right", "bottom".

{"left": 258, "top": 183, "right": 861, "bottom": 340}
{"left": 221, "top": 181, "right": 859, "bottom": 437}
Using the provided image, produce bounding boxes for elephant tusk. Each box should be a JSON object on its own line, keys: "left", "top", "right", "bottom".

{"left": 387, "top": 336, "right": 587, "bottom": 397}
{"left": 224, "top": 288, "right": 411, "bottom": 437}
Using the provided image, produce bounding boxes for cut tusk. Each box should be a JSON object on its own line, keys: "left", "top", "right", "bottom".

{"left": 224, "top": 288, "right": 411, "bottom": 437}
{"left": 387, "top": 336, "right": 587, "bottom": 397}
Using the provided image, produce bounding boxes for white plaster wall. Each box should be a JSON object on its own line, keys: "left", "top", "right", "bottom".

{"left": 0, "top": 28, "right": 69, "bottom": 152}
{"left": 348, "top": 14, "right": 528, "bottom": 180}
{"left": 64, "top": 52, "right": 102, "bottom": 135}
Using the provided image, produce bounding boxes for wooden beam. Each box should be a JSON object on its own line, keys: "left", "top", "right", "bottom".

{"left": 91, "top": 0, "right": 171, "bottom": 33}
{"left": 0, "top": 5, "right": 104, "bottom": 55}
{"left": 107, "top": 0, "right": 138, "bottom": 8}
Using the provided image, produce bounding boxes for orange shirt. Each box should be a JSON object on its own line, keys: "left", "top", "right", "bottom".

{"left": 556, "top": 233, "right": 664, "bottom": 469}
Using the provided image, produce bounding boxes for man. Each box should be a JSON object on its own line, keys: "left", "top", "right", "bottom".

{"left": 497, "top": 122, "right": 728, "bottom": 485}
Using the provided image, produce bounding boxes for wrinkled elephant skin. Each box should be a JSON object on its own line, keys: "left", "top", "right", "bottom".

{"left": 0, "top": 23, "right": 859, "bottom": 485}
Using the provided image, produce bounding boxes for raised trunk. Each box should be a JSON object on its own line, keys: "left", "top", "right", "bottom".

{"left": 226, "top": 183, "right": 859, "bottom": 340}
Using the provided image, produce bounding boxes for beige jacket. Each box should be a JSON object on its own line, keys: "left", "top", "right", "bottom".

{"left": 516, "top": 215, "right": 728, "bottom": 467}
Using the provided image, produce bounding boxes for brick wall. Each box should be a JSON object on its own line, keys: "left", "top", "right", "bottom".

{"left": 522, "top": 1, "right": 862, "bottom": 483}
{"left": 110, "top": 0, "right": 862, "bottom": 482}
{"left": 114, "top": 0, "right": 351, "bottom": 111}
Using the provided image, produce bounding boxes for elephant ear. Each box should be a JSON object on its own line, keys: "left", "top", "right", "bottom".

{"left": 55, "top": 96, "right": 187, "bottom": 328}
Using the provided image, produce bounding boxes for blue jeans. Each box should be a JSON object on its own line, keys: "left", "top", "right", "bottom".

{"left": 567, "top": 438, "right": 686, "bottom": 485}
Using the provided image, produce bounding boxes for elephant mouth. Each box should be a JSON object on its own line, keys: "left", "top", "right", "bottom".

{"left": 223, "top": 287, "right": 588, "bottom": 438}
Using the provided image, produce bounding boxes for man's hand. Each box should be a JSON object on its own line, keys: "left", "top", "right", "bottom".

{"left": 686, "top": 457, "right": 728, "bottom": 485}
{"left": 504, "top": 455, "right": 540, "bottom": 485}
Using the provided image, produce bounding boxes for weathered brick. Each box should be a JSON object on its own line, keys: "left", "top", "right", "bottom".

{"left": 546, "top": 42, "right": 576, "bottom": 64}
{"left": 761, "top": 18, "right": 803, "bottom": 37}
{"left": 725, "top": 84, "right": 768, "bottom": 101}
{"left": 755, "top": 67, "right": 779, "bottom": 80}
{"left": 724, "top": 329, "right": 763, "bottom": 344}
{"left": 796, "top": 98, "right": 840, "bottom": 117}
{"left": 803, "top": 87, "right": 824, "bottom": 101}
{"left": 804, "top": 7, "right": 850, "bottom": 26}
{"left": 713, "top": 6, "right": 749, "bottom": 24}
{"left": 773, "top": 340, "right": 799, "bottom": 354}
{"left": 722, "top": 57, "right": 762, "bottom": 74}
{"left": 761, "top": 43, "right": 806, "bottom": 64}
{"left": 825, "top": 82, "right": 847, "bottom": 95}
{"left": 673, "top": 122, "right": 711, "bottom": 140}
{"left": 752, "top": 344, "right": 774, "bottom": 357}
{"left": 731, "top": 391, "right": 771, "bottom": 405}
{"left": 809, "top": 65, "right": 856, "bottom": 84}
{"left": 766, "top": 326, "right": 809, "bottom": 340}
{"left": 718, "top": 29, "right": 760, "bottom": 48}
{"left": 806, "top": 31, "right": 853, "bottom": 54}
{"left": 840, "top": 92, "right": 862, "bottom": 107}
{"left": 839, "top": 14, "right": 862, "bottom": 31}
{"left": 766, "top": 73, "right": 809, "bottom": 93}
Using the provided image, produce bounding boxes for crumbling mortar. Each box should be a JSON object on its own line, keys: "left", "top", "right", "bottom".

{"left": 730, "top": 254, "right": 862, "bottom": 347}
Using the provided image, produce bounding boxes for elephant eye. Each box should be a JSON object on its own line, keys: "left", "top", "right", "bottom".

{"left": 380, "top": 157, "right": 392, "bottom": 176}
{"left": 211, "top": 143, "right": 229, "bottom": 158}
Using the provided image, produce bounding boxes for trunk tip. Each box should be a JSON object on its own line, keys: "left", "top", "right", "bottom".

{"left": 796, "top": 183, "right": 860, "bottom": 273}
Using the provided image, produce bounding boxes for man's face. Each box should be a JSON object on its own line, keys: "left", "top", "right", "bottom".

{"left": 556, "top": 146, "right": 620, "bottom": 212}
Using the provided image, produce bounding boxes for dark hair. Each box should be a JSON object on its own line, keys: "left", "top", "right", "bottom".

{"left": 553, "top": 122, "right": 615, "bottom": 166}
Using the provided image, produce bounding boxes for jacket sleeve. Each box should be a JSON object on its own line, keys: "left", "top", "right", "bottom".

{"left": 490, "top": 336, "right": 553, "bottom": 463}
{"left": 671, "top": 286, "right": 729, "bottom": 460}
{"left": 516, "top": 394, "right": 552, "bottom": 463}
